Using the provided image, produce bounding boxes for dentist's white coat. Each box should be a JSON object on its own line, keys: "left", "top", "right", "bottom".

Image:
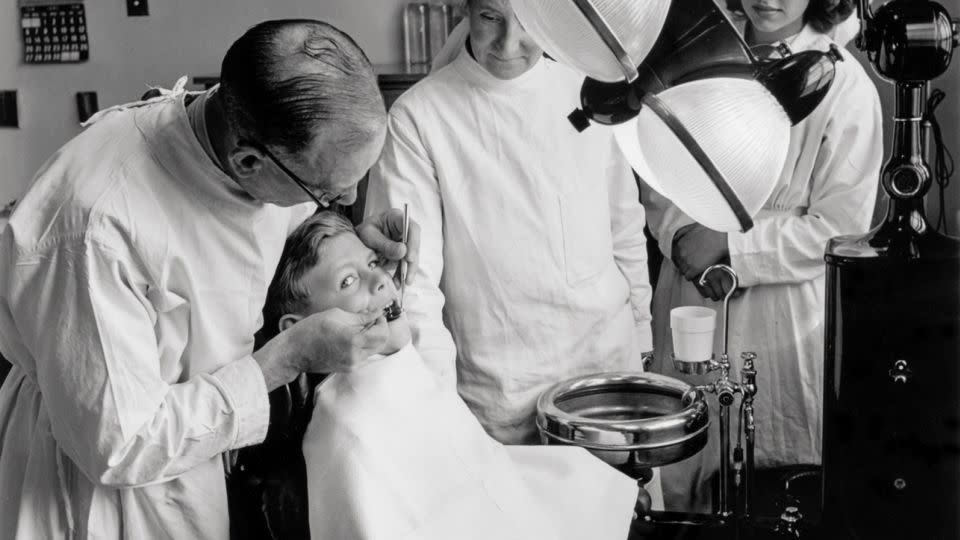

{"left": 0, "top": 93, "right": 310, "bottom": 538}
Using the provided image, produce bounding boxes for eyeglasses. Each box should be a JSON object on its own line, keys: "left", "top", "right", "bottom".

{"left": 255, "top": 142, "right": 344, "bottom": 208}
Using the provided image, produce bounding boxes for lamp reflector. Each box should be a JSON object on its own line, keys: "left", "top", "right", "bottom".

{"left": 613, "top": 79, "right": 791, "bottom": 232}
{"left": 512, "top": 0, "right": 671, "bottom": 82}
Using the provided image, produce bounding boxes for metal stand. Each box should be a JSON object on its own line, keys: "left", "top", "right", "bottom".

{"left": 672, "top": 264, "right": 759, "bottom": 518}
{"left": 818, "top": 3, "right": 960, "bottom": 538}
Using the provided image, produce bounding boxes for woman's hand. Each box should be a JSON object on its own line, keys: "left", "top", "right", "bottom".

{"left": 671, "top": 224, "right": 730, "bottom": 281}
{"left": 357, "top": 209, "right": 421, "bottom": 285}
{"left": 693, "top": 257, "right": 745, "bottom": 301}
{"left": 672, "top": 225, "right": 746, "bottom": 301}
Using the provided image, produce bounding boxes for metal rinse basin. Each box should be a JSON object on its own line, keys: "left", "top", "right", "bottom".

{"left": 536, "top": 371, "right": 710, "bottom": 468}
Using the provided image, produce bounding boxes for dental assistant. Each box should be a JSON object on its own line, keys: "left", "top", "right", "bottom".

{"left": 366, "top": 0, "right": 654, "bottom": 445}
{"left": 0, "top": 20, "right": 417, "bottom": 539}
{"left": 641, "top": 0, "right": 883, "bottom": 512}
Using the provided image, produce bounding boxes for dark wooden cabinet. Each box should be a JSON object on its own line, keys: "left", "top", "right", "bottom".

{"left": 374, "top": 63, "right": 430, "bottom": 109}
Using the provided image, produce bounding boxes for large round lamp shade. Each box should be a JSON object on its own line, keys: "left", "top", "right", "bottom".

{"left": 613, "top": 79, "right": 790, "bottom": 232}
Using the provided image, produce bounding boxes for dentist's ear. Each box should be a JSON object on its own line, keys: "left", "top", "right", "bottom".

{"left": 279, "top": 313, "right": 305, "bottom": 333}
{"left": 230, "top": 141, "right": 267, "bottom": 178}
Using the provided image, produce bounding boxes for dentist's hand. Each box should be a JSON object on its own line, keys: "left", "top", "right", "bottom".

{"left": 357, "top": 208, "right": 421, "bottom": 285}
{"left": 253, "top": 308, "right": 390, "bottom": 392}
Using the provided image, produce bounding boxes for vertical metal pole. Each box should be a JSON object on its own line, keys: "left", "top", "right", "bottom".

{"left": 741, "top": 352, "right": 757, "bottom": 518}
{"left": 719, "top": 402, "right": 731, "bottom": 516}
{"left": 744, "top": 403, "right": 755, "bottom": 517}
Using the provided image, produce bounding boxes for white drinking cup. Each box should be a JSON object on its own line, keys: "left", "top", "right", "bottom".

{"left": 670, "top": 306, "right": 717, "bottom": 362}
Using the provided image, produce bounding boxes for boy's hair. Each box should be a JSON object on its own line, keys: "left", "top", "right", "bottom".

{"left": 256, "top": 211, "right": 356, "bottom": 348}
{"left": 725, "top": 0, "right": 856, "bottom": 34}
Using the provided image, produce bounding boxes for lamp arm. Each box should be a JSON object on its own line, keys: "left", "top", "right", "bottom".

{"left": 570, "top": 0, "right": 639, "bottom": 82}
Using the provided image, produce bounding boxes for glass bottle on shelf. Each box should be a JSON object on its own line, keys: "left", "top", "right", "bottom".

{"left": 427, "top": 3, "right": 454, "bottom": 61}
{"left": 403, "top": 3, "right": 429, "bottom": 65}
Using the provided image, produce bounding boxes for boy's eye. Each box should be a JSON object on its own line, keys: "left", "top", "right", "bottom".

{"left": 368, "top": 259, "right": 379, "bottom": 270}
{"left": 480, "top": 12, "right": 503, "bottom": 22}
{"left": 340, "top": 275, "right": 357, "bottom": 289}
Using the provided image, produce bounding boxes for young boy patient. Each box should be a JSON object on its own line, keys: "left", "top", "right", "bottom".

{"left": 263, "top": 211, "right": 655, "bottom": 540}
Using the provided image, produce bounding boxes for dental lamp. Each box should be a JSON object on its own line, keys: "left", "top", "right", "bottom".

{"left": 517, "top": 0, "right": 839, "bottom": 533}
{"left": 512, "top": 0, "right": 841, "bottom": 233}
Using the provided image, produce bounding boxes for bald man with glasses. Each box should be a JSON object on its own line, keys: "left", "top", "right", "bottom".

{"left": 0, "top": 19, "right": 419, "bottom": 539}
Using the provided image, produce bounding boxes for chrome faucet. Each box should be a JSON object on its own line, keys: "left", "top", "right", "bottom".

{"left": 672, "top": 264, "right": 759, "bottom": 518}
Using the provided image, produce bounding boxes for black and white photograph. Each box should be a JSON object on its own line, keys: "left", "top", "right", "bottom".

{"left": 1, "top": 0, "right": 959, "bottom": 538}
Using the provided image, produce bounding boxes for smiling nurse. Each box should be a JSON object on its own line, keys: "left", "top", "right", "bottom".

{"left": 366, "top": 0, "right": 657, "bottom": 455}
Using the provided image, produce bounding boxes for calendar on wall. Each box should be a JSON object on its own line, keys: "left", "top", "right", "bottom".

{"left": 19, "top": 0, "right": 89, "bottom": 64}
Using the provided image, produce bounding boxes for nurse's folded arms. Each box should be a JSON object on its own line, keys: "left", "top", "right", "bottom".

{"left": 257, "top": 211, "right": 641, "bottom": 540}
{"left": 0, "top": 19, "right": 417, "bottom": 539}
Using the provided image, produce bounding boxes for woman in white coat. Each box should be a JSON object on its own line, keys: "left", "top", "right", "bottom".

{"left": 642, "top": 0, "right": 883, "bottom": 512}
{"left": 366, "top": 0, "right": 654, "bottom": 446}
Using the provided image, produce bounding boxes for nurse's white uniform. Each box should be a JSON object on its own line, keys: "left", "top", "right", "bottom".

{"left": 641, "top": 26, "right": 883, "bottom": 511}
{"left": 0, "top": 90, "right": 310, "bottom": 538}
{"left": 366, "top": 46, "right": 654, "bottom": 445}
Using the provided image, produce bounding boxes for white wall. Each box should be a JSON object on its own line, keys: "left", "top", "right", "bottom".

{"left": 0, "top": 0, "right": 410, "bottom": 204}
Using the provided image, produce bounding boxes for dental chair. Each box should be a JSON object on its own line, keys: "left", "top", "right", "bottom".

{"left": 227, "top": 367, "right": 325, "bottom": 540}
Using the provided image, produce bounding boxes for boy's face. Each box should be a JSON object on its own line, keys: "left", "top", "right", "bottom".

{"left": 300, "top": 233, "right": 398, "bottom": 316}
{"left": 289, "top": 231, "right": 411, "bottom": 355}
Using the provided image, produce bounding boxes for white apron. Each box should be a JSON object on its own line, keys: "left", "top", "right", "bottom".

{"left": 304, "top": 343, "right": 655, "bottom": 540}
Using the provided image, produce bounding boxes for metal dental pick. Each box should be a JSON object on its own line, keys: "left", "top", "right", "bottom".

{"left": 399, "top": 203, "right": 409, "bottom": 309}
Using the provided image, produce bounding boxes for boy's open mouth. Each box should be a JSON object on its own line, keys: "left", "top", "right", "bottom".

{"left": 383, "top": 300, "right": 403, "bottom": 322}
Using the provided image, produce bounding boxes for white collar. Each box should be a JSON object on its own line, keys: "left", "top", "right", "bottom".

{"left": 135, "top": 95, "right": 264, "bottom": 215}
{"left": 451, "top": 42, "right": 549, "bottom": 94}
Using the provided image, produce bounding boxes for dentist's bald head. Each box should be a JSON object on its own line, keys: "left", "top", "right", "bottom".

{"left": 219, "top": 19, "right": 386, "bottom": 154}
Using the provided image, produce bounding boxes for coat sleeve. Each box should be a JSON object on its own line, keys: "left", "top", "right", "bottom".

{"left": 727, "top": 72, "right": 883, "bottom": 288}
{"left": 365, "top": 104, "right": 458, "bottom": 389}
{"left": 9, "top": 235, "right": 269, "bottom": 488}
{"left": 637, "top": 177, "right": 695, "bottom": 262}
{"left": 605, "top": 137, "right": 654, "bottom": 351}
